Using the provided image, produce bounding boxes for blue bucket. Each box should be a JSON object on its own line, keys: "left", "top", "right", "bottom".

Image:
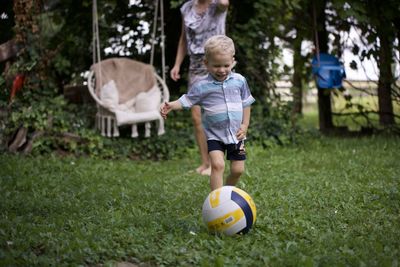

{"left": 312, "top": 53, "right": 346, "bottom": 89}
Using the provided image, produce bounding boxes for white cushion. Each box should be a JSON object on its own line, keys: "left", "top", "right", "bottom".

{"left": 118, "top": 97, "right": 136, "bottom": 112}
{"left": 100, "top": 80, "right": 119, "bottom": 109}
{"left": 115, "top": 110, "right": 160, "bottom": 126}
{"left": 135, "top": 85, "right": 161, "bottom": 112}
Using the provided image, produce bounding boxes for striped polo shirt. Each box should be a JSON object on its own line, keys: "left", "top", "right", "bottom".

{"left": 179, "top": 72, "right": 255, "bottom": 144}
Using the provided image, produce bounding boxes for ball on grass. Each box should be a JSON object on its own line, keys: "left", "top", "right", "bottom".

{"left": 202, "top": 186, "right": 256, "bottom": 236}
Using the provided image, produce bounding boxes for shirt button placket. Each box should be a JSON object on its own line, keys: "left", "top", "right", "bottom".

{"left": 223, "top": 81, "right": 234, "bottom": 143}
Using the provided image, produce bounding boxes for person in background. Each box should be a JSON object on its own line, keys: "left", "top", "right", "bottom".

{"left": 170, "top": 0, "right": 229, "bottom": 176}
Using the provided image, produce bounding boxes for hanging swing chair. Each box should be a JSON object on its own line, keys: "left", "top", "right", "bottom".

{"left": 311, "top": 53, "right": 346, "bottom": 89}
{"left": 87, "top": 0, "right": 169, "bottom": 138}
{"left": 311, "top": 0, "right": 346, "bottom": 89}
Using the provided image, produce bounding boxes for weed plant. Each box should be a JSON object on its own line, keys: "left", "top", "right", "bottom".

{"left": 0, "top": 135, "right": 399, "bottom": 266}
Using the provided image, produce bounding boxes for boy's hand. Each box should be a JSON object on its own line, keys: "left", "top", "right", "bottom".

{"left": 236, "top": 124, "right": 248, "bottom": 140}
{"left": 160, "top": 102, "right": 172, "bottom": 119}
{"left": 160, "top": 100, "right": 183, "bottom": 119}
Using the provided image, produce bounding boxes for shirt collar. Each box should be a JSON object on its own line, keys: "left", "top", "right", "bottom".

{"left": 208, "top": 72, "right": 234, "bottom": 84}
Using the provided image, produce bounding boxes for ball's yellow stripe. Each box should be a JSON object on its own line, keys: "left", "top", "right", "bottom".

{"left": 209, "top": 188, "right": 222, "bottom": 208}
{"left": 207, "top": 208, "right": 244, "bottom": 232}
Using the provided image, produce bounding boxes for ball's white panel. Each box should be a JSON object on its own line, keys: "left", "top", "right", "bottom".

{"left": 223, "top": 217, "right": 246, "bottom": 236}
{"left": 202, "top": 186, "right": 233, "bottom": 210}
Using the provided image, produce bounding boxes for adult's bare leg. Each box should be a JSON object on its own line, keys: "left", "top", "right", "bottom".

{"left": 191, "top": 105, "right": 211, "bottom": 175}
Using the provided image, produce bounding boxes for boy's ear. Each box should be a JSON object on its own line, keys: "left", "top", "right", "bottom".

{"left": 203, "top": 59, "right": 208, "bottom": 65}
{"left": 232, "top": 58, "right": 237, "bottom": 68}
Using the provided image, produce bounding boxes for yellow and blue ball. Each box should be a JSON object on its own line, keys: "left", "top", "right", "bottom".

{"left": 202, "top": 186, "right": 257, "bottom": 236}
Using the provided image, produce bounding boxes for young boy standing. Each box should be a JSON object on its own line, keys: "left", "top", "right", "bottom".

{"left": 161, "top": 35, "right": 255, "bottom": 191}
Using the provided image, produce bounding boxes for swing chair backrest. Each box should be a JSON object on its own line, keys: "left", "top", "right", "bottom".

{"left": 88, "top": 0, "right": 168, "bottom": 138}
{"left": 312, "top": 53, "right": 346, "bottom": 89}
{"left": 91, "top": 57, "right": 157, "bottom": 104}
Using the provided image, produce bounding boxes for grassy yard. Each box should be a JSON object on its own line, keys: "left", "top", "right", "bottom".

{"left": 0, "top": 133, "right": 399, "bottom": 266}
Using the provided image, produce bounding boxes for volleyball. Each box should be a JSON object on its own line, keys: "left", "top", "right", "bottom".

{"left": 202, "top": 186, "right": 256, "bottom": 236}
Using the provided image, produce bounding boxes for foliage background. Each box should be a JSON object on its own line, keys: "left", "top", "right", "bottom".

{"left": 0, "top": 0, "right": 399, "bottom": 158}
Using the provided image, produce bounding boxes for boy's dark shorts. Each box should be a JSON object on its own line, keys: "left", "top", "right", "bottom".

{"left": 207, "top": 140, "right": 246, "bottom": 161}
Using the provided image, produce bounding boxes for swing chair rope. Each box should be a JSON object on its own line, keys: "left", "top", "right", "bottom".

{"left": 93, "top": 0, "right": 166, "bottom": 82}
{"left": 150, "top": 0, "right": 159, "bottom": 67}
{"left": 312, "top": 0, "right": 320, "bottom": 67}
{"left": 150, "top": 0, "right": 166, "bottom": 81}
{"left": 92, "top": 0, "right": 102, "bottom": 87}
{"left": 160, "top": 0, "right": 166, "bottom": 82}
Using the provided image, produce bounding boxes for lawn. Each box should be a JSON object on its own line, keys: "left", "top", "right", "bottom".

{"left": 1, "top": 133, "right": 399, "bottom": 266}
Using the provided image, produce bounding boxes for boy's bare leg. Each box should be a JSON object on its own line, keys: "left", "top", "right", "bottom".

{"left": 209, "top": 150, "right": 225, "bottom": 191}
{"left": 225, "top": 160, "right": 245, "bottom": 187}
{"left": 191, "top": 105, "right": 211, "bottom": 175}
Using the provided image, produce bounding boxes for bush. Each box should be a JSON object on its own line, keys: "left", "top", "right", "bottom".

{"left": 1, "top": 90, "right": 304, "bottom": 160}
{"left": 249, "top": 102, "right": 302, "bottom": 148}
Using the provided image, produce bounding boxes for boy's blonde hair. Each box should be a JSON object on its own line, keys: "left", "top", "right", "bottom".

{"left": 204, "top": 35, "right": 235, "bottom": 59}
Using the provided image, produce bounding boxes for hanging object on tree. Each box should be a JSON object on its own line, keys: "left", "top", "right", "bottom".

{"left": 311, "top": 0, "right": 345, "bottom": 90}
{"left": 312, "top": 53, "right": 346, "bottom": 89}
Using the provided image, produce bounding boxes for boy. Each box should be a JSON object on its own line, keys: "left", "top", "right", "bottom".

{"left": 170, "top": 0, "right": 229, "bottom": 176}
{"left": 161, "top": 35, "right": 255, "bottom": 191}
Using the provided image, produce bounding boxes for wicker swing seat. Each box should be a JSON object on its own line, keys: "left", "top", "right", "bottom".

{"left": 87, "top": 57, "right": 169, "bottom": 138}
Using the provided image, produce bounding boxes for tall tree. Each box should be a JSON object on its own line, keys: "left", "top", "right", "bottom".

{"left": 331, "top": 0, "right": 399, "bottom": 127}
{"left": 291, "top": 34, "right": 304, "bottom": 116}
{"left": 12, "top": 0, "right": 48, "bottom": 93}
{"left": 367, "top": 0, "right": 396, "bottom": 125}
{"left": 286, "top": 0, "right": 314, "bottom": 117}
{"left": 313, "top": 0, "right": 334, "bottom": 132}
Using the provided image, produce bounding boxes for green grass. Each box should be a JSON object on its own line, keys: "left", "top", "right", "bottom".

{"left": 1, "top": 134, "right": 399, "bottom": 266}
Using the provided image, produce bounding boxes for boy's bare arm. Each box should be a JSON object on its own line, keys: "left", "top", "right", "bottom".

{"left": 160, "top": 100, "right": 183, "bottom": 119}
{"left": 236, "top": 106, "right": 251, "bottom": 140}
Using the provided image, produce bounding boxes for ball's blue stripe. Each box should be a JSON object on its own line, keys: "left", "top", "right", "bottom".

{"left": 231, "top": 191, "right": 253, "bottom": 234}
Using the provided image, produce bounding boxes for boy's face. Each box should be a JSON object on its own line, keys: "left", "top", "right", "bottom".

{"left": 204, "top": 52, "right": 235, "bottom": 82}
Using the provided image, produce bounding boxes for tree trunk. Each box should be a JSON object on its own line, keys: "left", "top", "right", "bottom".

{"left": 0, "top": 0, "right": 15, "bottom": 74}
{"left": 314, "top": 0, "right": 333, "bottom": 132}
{"left": 291, "top": 35, "right": 303, "bottom": 116}
{"left": 394, "top": 18, "right": 400, "bottom": 54}
{"left": 12, "top": 0, "right": 45, "bottom": 92}
{"left": 0, "top": 39, "right": 19, "bottom": 62}
{"left": 376, "top": 22, "right": 395, "bottom": 125}
{"left": 13, "top": 0, "right": 40, "bottom": 49}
